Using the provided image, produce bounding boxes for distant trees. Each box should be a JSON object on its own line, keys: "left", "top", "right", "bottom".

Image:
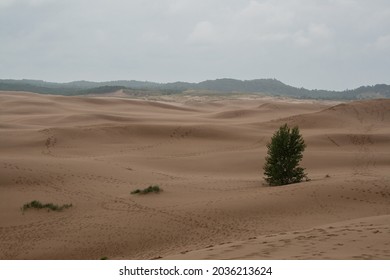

{"left": 263, "top": 124, "right": 307, "bottom": 186}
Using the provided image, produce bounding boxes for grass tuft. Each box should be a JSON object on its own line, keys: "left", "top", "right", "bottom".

{"left": 131, "top": 185, "right": 162, "bottom": 195}
{"left": 21, "top": 200, "right": 72, "bottom": 212}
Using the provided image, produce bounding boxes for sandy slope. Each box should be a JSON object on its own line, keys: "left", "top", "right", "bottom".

{"left": 0, "top": 91, "right": 389, "bottom": 260}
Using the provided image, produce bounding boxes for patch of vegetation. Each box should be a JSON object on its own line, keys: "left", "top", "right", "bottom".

{"left": 21, "top": 200, "right": 73, "bottom": 212}
{"left": 131, "top": 185, "right": 162, "bottom": 195}
{"left": 77, "top": 85, "right": 127, "bottom": 95}
{"left": 100, "top": 256, "right": 109, "bottom": 260}
{"left": 263, "top": 124, "right": 308, "bottom": 186}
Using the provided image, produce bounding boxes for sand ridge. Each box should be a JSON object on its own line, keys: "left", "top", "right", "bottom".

{"left": 0, "top": 91, "right": 389, "bottom": 259}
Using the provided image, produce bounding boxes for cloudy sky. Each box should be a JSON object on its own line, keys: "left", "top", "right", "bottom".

{"left": 1, "top": 0, "right": 390, "bottom": 90}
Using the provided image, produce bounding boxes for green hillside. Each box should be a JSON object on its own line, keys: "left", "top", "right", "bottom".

{"left": 1, "top": 78, "right": 389, "bottom": 100}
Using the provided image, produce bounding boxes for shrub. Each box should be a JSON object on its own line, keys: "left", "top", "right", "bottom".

{"left": 131, "top": 185, "right": 162, "bottom": 195}
{"left": 21, "top": 200, "right": 72, "bottom": 212}
{"left": 263, "top": 123, "right": 307, "bottom": 186}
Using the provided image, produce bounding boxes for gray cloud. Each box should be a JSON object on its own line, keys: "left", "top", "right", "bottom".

{"left": 1, "top": 0, "right": 389, "bottom": 90}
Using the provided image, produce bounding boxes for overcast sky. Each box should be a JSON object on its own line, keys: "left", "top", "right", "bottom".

{"left": 1, "top": 0, "right": 390, "bottom": 90}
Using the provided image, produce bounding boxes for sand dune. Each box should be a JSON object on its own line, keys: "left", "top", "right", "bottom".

{"left": 269, "top": 99, "right": 390, "bottom": 130}
{"left": 164, "top": 215, "right": 390, "bottom": 259}
{"left": 0, "top": 91, "right": 389, "bottom": 260}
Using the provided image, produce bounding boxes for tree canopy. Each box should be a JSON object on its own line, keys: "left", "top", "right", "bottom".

{"left": 263, "top": 124, "right": 307, "bottom": 186}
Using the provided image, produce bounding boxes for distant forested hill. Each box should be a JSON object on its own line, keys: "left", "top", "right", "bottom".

{"left": 1, "top": 78, "right": 389, "bottom": 100}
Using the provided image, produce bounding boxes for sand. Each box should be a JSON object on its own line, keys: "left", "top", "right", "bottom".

{"left": 0, "top": 91, "right": 389, "bottom": 260}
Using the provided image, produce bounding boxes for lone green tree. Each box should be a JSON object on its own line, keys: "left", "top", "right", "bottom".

{"left": 263, "top": 123, "right": 307, "bottom": 186}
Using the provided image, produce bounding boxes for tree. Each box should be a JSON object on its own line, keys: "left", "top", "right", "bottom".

{"left": 263, "top": 123, "right": 307, "bottom": 186}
